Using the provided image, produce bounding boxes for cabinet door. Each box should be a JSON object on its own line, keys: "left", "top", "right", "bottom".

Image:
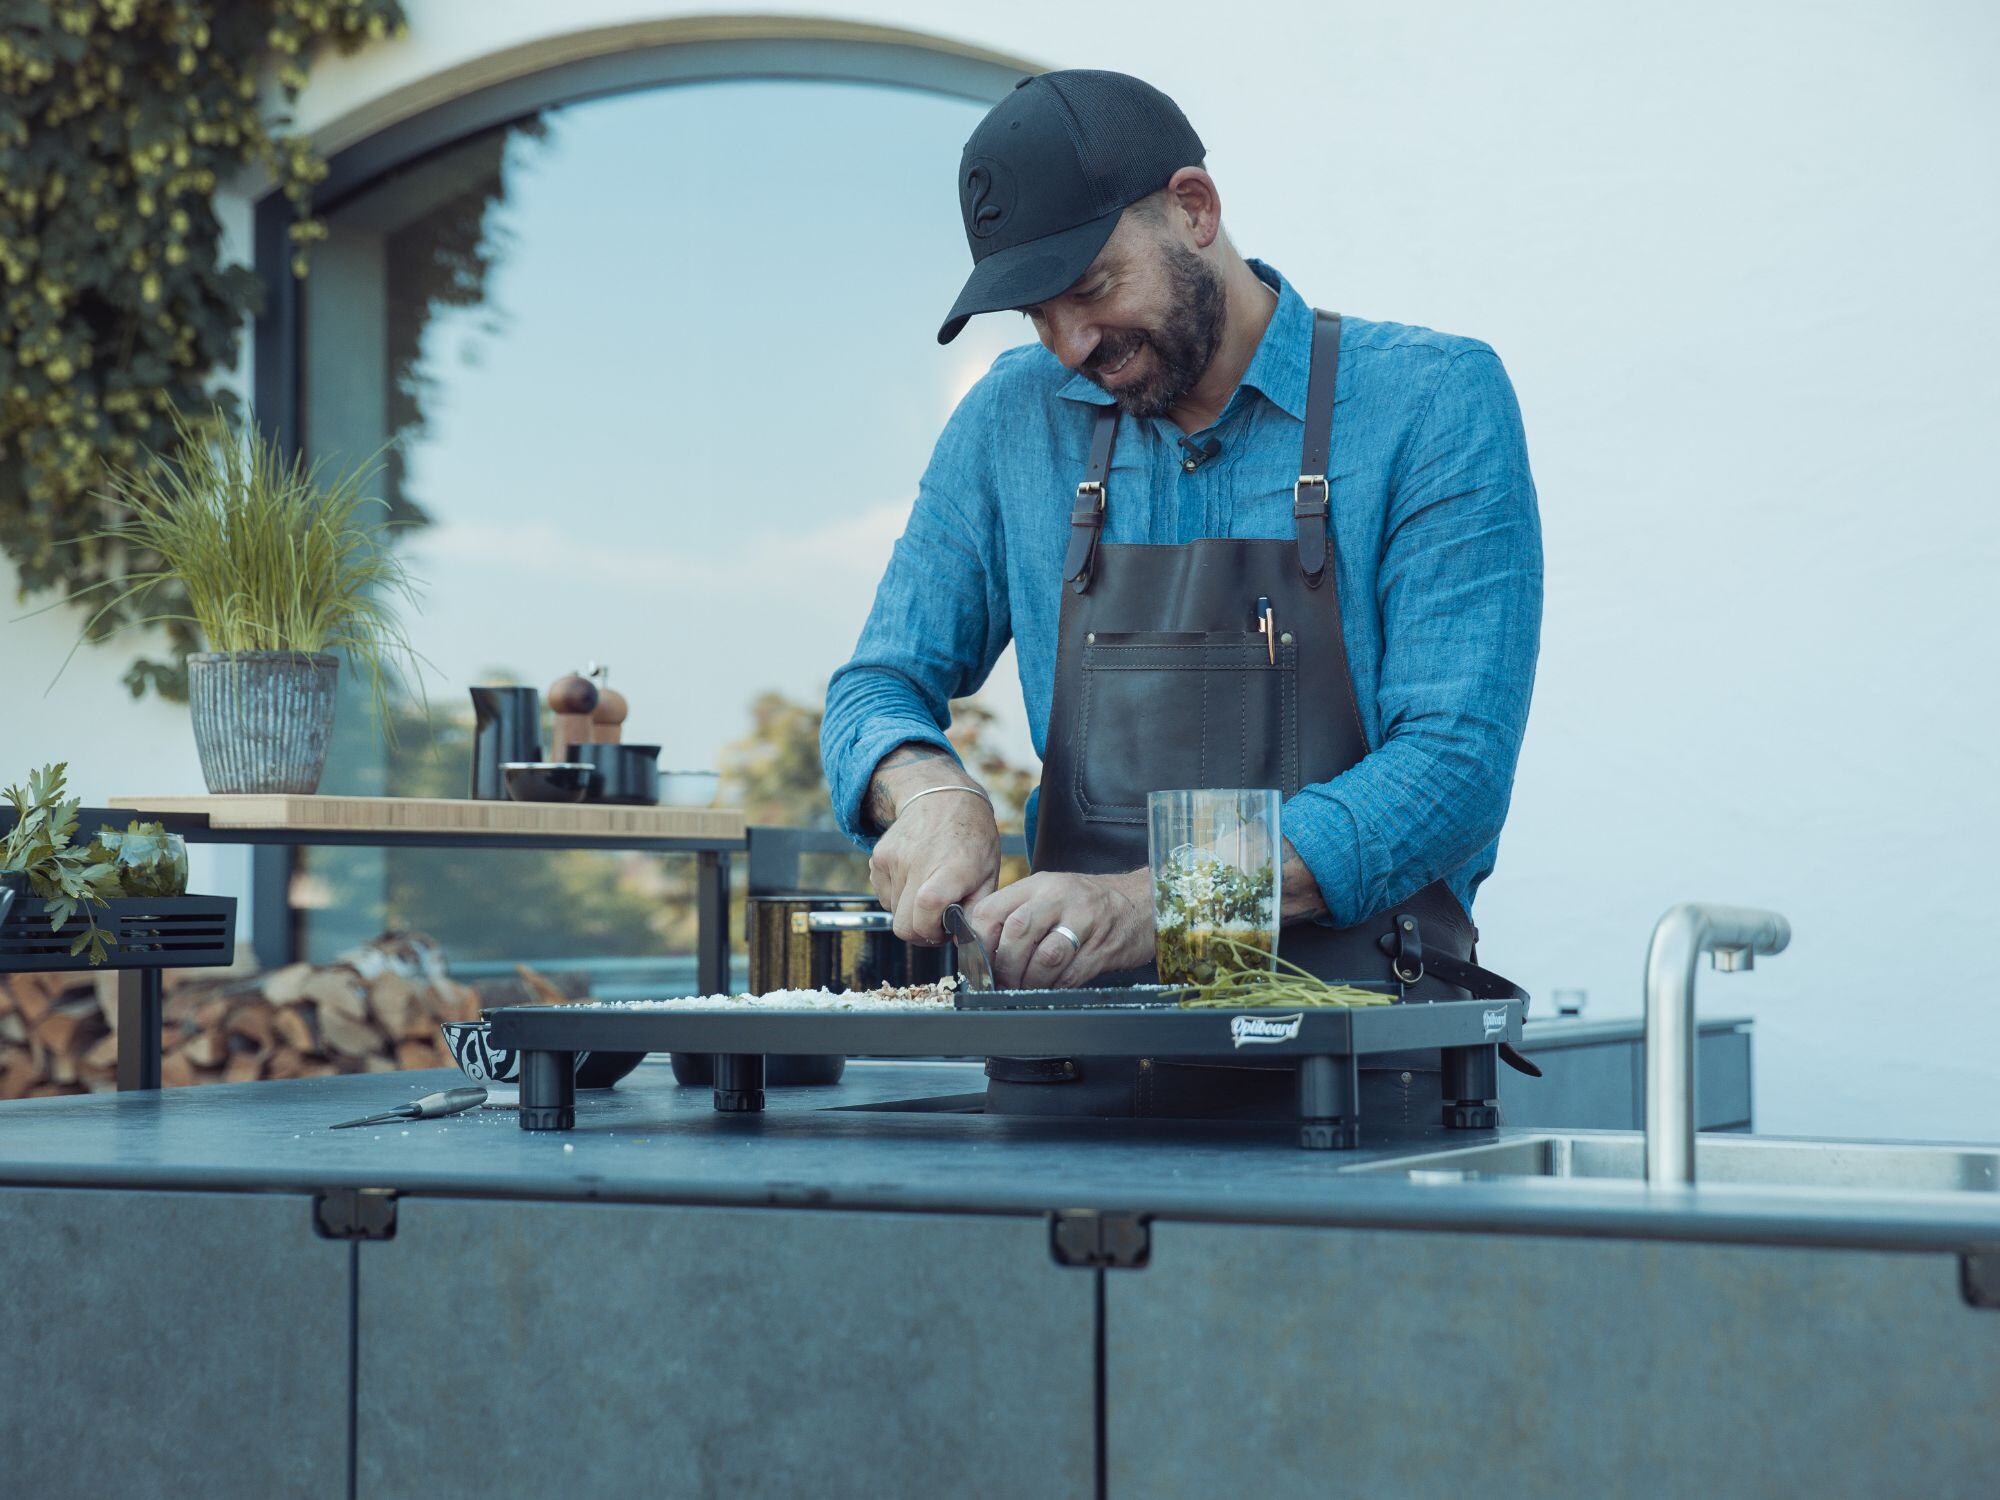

{"left": 0, "top": 1186, "right": 349, "bottom": 1500}
{"left": 356, "top": 1199, "right": 1094, "bottom": 1499}
{"left": 1108, "top": 1222, "right": 2000, "bottom": 1499}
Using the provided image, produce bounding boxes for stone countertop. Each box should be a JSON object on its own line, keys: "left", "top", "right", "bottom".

{"left": 0, "top": 1059, "right": 1994, "bottom": 1252}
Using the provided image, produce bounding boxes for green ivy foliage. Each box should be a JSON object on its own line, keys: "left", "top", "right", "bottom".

{"left": 0, "top": 0, "right": 406, "bottom": 697}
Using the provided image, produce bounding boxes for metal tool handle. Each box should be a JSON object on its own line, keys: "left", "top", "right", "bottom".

{"left": 410, "top": 1086, "right": 488, "bottom": 1119}
{"left": 803, "top": 911, "right": 894, "bottom": 932}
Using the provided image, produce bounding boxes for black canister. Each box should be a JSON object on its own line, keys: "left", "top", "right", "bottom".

{"left": 565, "top": 742, "right": 660, "bottom": 805}
{"left": 470, "top": 686, "right": 542, "bottom": 800}
{"left": 669, "top": 893, "right": 951, "bottom": 1088}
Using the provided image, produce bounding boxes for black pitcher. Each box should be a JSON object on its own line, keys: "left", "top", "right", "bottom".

{"left": 469, "top": 686, "right": 541, "bottom": 800}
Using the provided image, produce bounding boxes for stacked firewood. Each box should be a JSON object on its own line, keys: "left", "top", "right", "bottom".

{"left": 0, "top": 934, "right": 574, "bottom": 1099}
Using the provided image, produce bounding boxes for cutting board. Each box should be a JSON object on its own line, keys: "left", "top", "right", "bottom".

{"left": 105, "top": 794, "right": 744, "bottom": 842}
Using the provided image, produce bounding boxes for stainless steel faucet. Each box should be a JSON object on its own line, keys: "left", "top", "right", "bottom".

{"left": 1644, "top": 903, "right": 1791, "bottom": 1184}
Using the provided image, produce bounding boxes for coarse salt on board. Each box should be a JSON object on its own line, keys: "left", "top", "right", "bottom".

{"left": 559, "top": 977, "right": 962, "bottom": 1013}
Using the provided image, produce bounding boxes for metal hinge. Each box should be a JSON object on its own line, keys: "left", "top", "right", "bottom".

{"left": 1049, "top": 1210, "right": 1150, "bottom": 1269}
{"left": 313, "top": 1188, "right": 398, "bottom": 1242}
{"left": 1961, "top": 1252, "right": 2000, "bottom": 1309}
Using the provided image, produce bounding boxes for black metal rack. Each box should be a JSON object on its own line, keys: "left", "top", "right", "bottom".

{"left": 0, "top": 894, "right": 238, "bottom": 1090}
{"left": 487, "top": 993, "right": 1525, "bottom": 1149}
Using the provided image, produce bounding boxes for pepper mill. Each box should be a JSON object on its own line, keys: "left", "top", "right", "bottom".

{"left": 546, "top": 670, "right": 598, "bottom": 763}
{"left": 588, "top": 664, "right": 628, "bottom": 746}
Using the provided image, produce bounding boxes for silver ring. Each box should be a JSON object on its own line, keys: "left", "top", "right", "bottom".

{"left": 1052, "top": 923, "right": 1083, "bottom": 951}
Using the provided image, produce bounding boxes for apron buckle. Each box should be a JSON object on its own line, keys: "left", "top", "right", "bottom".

{"left": 1065, "top": 481, "right": 1108, "bottom": 592}
{"left": 1293, "top": 475, "right": 1330, "bottom": 586}
{"left": 1382, "top": 913, "right": 1425, "bottom": 988}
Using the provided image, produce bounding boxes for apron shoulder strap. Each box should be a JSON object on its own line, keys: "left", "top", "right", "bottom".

{"left": 1062, "top": 407, "right": 1119, "bottom": 593}
{"left": 1294, "top": 310, "right": 1342, "bottom": 587}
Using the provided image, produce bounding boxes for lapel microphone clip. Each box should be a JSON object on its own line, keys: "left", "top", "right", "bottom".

{"left": 1179, "top": 435, "right": 1223, "bottom": 473}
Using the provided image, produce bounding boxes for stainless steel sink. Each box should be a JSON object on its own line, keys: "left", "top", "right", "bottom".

{"left": 1353, "top": 1132, "right": 2000, "bottom": 1193}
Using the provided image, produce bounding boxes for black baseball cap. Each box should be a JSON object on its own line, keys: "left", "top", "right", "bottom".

{"left": 937, "top": 70, "right": 1205, "bottom": 344}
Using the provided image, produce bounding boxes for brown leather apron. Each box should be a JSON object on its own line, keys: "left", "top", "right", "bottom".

{"left": 987, "top": 310, "right": 1524, "bottom": 1119}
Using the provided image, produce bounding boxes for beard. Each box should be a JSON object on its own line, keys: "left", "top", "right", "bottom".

{"left": 1082, "top": 240, "right": 1226, "bottom": 420}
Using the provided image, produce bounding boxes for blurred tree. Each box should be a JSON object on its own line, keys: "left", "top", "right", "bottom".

{"left": 718, "top": 688, "right": 1037, "bottom": 893}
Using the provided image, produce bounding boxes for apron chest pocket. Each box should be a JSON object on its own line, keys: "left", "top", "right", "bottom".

{"left": 1073, "top": 630, "right": 1300, "bottom": 824}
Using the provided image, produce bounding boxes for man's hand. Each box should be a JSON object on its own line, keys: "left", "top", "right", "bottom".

{"left": 1279, "top": 838, "right": 1327, "bottom": 921}
{"left": 967, "top": 868, "right": 1154, "bottom": 989}
{"left": 864, "top": 742, "right": 1000, "bottom": 946}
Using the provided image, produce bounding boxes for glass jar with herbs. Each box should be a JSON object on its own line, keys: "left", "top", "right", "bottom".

{"left": 1147, "top": 788, "right": 1282, "bottom": 985}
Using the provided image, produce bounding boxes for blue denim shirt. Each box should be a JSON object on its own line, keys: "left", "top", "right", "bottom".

{"left": 821, "top": 261, "right": 1542, "bottom": 926}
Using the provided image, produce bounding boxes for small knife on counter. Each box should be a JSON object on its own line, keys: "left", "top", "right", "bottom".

{"left": 331, "top": 1086, "right": 488, "bottom": 1131}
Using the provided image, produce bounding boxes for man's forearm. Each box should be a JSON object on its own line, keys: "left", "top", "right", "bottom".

{"left": 861, "top": 742, "right": 981, "bottom": 834}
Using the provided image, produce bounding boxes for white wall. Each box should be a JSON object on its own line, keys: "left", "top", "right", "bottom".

{"left": 5, "top": 1, "right": 1995, "bottom": 1137}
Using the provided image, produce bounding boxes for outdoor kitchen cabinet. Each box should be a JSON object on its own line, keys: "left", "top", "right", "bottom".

{"left": 352, "top": 1198, "right": 1097, "bottom": 1499}
{"left": 3, "top": 1062, "right": 1992, "bottom": 1499}
{"left": 0, "top": 1187, "right": 350, "bottom": 1499}
{"left": 1504, "top": 1016, "right": 1754, "bottom": 1132}
{"left": 1106, "top": 1222, "right": 2000, "bottom": 1499}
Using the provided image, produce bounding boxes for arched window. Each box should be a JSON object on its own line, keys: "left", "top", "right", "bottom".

{"left": 258, "top": 36, "right": 1037, "bottom": 982}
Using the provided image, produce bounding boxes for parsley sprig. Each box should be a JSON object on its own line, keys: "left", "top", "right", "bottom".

{"left": 2, "top": 763, "right": 122, "bottom": 964}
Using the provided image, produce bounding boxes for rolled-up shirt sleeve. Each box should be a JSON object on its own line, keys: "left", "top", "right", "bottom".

{"left": 821, "top": 381, "right": 1013, "bottom": 849}
{"left": 1280, "top": 346, "right": 1543, "bottom": 926}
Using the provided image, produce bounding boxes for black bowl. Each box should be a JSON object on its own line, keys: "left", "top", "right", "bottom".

{"left": 439, "top": 1021, "right": 644, "bottom": 1090}
{"left": 503, "top": 761, "right": 597, "bottom": 803}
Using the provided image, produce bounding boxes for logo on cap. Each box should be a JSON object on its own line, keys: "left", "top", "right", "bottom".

{"left": 962, "top": 156, "right": 1015, "bottom": 240}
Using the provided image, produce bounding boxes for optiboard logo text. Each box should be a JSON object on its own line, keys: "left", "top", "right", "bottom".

{"left": 1230, "top": 1013, "right": 1304, "bottom": 1048}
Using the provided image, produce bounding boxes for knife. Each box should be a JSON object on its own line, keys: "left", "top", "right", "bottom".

{"left": 943, "top": 903, "right": 999, "bottom": 992}
{"left": 330, "top": 1086, "right": 488, "bottom": 1130}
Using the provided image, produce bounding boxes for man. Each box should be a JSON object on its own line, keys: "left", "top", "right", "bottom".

{"left": 821, "top": 71, "right": 1540, "bottom": 1104}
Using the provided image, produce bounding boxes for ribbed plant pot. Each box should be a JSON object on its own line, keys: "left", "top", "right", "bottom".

{"left": 187, "top": 652, "right": 339, "bottom": 795}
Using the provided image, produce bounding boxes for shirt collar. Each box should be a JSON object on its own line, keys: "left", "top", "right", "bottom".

{"left": 1057, "top": 259, "right": 1311, "bottom": 422}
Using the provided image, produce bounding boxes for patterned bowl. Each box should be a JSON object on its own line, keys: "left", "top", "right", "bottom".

{"left": 439, "top": 1021, "right": 643, "bottom": 1090}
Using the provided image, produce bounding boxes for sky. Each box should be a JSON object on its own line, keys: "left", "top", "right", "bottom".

{"left": 317, "top": 79, "right": 1033, "bottom": 774}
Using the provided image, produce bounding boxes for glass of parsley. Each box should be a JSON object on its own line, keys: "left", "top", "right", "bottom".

{"left": 1146, "top": 789, "right": 1282, "bottom": 986}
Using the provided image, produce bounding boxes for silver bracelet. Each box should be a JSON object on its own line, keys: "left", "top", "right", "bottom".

{"left": 895, "top": 783, "right": 991, "bottom": 818}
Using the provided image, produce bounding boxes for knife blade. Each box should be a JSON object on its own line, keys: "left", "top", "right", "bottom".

{"left": 943, "top": 902, "right": 999, "bottom": 992}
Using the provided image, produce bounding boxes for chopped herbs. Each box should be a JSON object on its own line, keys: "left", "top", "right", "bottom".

{"left": 1153, "top": 847, "right": 1278, "bottom": 985}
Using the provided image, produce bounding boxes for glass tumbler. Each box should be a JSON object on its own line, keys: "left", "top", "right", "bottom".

{"left": 1147, "top": 788, "right": 1283, "bottom": 985}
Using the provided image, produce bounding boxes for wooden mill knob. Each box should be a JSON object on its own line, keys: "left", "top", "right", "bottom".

{"left": 546, "top": 672, "right": 599, "bottom": 716}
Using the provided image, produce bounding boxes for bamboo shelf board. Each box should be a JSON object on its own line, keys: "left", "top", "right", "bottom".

{"left": 104, "top": 794, "right": 745, "bottom": 842}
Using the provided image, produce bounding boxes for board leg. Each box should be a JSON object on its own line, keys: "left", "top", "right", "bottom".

{"left": 713, "top": 1053, "right": 766, "bottom": 1113}
{"left": 1297, "top": 1053, "right": 1360, "bottom": 1150}
{"left": 519, "top": 1049, "right": 575, "bottom": 1131}
{"left": 1443, "top": 1043, "right": 1500, "bottom": 1129}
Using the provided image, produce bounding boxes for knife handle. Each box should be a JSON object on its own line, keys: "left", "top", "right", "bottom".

{"left": 411, "top": 1087, "right": 489, "bottom": 1118}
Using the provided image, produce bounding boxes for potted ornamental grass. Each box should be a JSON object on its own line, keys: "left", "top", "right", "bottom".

{"left": 76, "top": 409, "right": 422, "bottom": 795}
